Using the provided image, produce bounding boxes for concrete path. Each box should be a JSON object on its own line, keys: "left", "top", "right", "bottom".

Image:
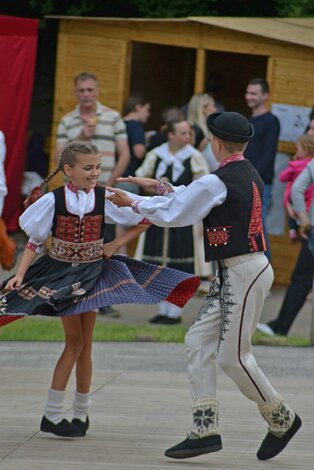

{"left": 0, "top": 342, "right": 313, "bottom": 469}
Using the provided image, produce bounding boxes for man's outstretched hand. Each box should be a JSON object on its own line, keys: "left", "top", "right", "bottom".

{"left": 106, "top": 187, "right": 134, "bottom": 207}
{"left": 116, "top": 175, "right": 173, "bottom": 194}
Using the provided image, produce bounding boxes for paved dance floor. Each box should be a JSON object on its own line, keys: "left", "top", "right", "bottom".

{"left": 0, "top": 342, "right": 313, "bottom": 469}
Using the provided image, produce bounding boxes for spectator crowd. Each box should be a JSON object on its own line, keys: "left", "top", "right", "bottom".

{"left": 1, "top": 71, "right": 314, "bottom": 332}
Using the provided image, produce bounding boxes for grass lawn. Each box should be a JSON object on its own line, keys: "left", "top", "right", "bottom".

{"left": 0, "top": 317, "right": 310, "bottom": 346}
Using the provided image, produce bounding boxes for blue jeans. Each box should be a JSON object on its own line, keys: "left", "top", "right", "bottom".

{"left": 268, "top": 239, "right": 314, "bottom": 335}
{"left": 307, "top": 227, "right": 314, "bottom": 258}
{"left": 262, "top": 184, "right": 272, "bottom": 260}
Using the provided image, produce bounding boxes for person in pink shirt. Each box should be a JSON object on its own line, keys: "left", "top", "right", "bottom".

{"left": 280, "top": 134, "right": 314, "bottom": 240}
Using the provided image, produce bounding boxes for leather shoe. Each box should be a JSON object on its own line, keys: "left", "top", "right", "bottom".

{"left": 165, "top": 434, "right": 222, "bottom": 459}
{"left": 98, "top": 306, "right": 120, "bottom": 317}
{"left": 40, "top": 415, "right": 83, "bottom": 437}
{"left": 257, "top": 414, "right": 302, "bottom": 460}
{"left": 149, "top": 315, "right": 182, "bottom": 325}
{"left": 72, "top": 416, "right": 90, "bottom": 436}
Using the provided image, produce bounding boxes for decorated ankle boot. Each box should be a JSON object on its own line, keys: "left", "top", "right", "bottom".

{"left": 165, "top": 398, "right": 222, "bottom": 459}
{"left": 257, "top": 395, "right": 301, "bottom": 460}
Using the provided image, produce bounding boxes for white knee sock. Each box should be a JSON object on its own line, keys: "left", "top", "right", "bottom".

{"left": 73, "top": 390, "right": 91, "bottom": 421}
{"left": 159, "top": 301, "right": 182, "bottom": 319}
{"left": 43, "top": 388, "right": 66, "bottom": 424}
{"left": 166, "top": 302, "right": 182, "bottom": 319}
{"left": 158, "top": 300, "right": 169, "bottom": 315}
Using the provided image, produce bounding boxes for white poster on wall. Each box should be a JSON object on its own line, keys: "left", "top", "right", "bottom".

{"left": 271, "top": 103, "right": 312, "bottom": 142}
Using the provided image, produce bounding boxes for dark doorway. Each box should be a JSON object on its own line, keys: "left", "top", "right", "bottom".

{"left": 130, "top": 42, "right": 196, "bottom": 130}
{"left": 129, "top": 45, "right": 267, "bottom": 129}
{"left": 205, "top": 51, "right": 268, "bottom": 115}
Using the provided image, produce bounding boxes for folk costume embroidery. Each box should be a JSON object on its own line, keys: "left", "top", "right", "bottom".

{"left": 248, "top": 182, "right": 266, "bottom": 252}
{"left": 206, "top": 226, "right": 231, "bottom": 247}
{"left": 0, "top": 184, "right": 200, "bottom": 328}
{"left": 203, "top": 156, "right": 266, "bottom": 261}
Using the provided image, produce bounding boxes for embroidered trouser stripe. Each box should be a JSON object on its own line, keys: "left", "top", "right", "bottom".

{"left": 185, "top": 253, "right": 278, "bottom": 406}
{"left": 237, "top": 262, "right": 270, "bottom": 402}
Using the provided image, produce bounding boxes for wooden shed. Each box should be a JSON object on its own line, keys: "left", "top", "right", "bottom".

{"left": 49, "top": 16, "right": 314, "bottom": 285}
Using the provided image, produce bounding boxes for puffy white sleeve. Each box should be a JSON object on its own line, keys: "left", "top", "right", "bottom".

{"left": 190, "top": 150, "right": 210, "bottom": 179}
{"left": 132, "top": 174, "right": 227, "bottom": 227}
{"left": 105, "top": 190, "right": 150, "bottom": 225}
{"left": 135, "top": 151, "right": 158, "bottom": 177}
{"left": 0, "top": 131, "right": 7, "bottom": 216}
{"left": 19, "top": 193, "right": 55, "bottom": 248}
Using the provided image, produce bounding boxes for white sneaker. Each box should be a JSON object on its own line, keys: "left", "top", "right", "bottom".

{"left": 256, "top": 323, "right": 275, "bottom": 336}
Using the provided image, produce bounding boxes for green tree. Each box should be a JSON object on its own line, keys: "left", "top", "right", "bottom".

{"left": 275, "top": 0, "right": 314, "bottom": 16}
{"left": 1, "top": 0, "right": 313, "bottom": 19}
{"left": 130, "top": 0, "right": 218, "bottom": 18}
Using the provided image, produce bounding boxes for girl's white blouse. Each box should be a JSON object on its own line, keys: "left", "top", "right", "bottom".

{"left": 20, "top": 186, "right": 146, "bottom": 247}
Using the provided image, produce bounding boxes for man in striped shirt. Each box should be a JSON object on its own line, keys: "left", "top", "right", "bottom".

{"left": 55, "top": 72, "right": 129, "bottom": 186}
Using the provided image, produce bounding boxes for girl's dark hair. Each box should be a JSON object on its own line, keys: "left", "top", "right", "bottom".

{"left": 165, "top": 119, "right": 186, "bottom": 135}
{"left": 24, "top": 141, "right": 99, "bottom": 208}
{"left": 123, "top": 93, "right": 147, "bottom": 115}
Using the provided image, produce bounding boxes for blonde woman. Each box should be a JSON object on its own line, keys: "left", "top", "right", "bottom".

{"left": 188, "top": 95, "right": 219, "bottom": 284}
{"left": 187, "top": 93, "right": 216, "bottom": 152}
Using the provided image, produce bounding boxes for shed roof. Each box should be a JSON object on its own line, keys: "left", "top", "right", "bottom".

{"left": 189, "top": 17, "right": 314, "bottom": 48}
{"left": 46, "top": 16, "right": 314, "bottom": 48}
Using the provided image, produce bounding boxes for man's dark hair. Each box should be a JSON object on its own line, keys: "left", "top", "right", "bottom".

{"left": 123, "top": 93, "right": 147, "bottom": 115}
{"left": 248, "top": 78, "right": 269, "bottom": 94}
{"left": 74, "top": 72, "right": 99, "bottom": 85}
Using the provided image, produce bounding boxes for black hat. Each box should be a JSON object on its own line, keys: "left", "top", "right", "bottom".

{"left": 206, "top": 112, "right": 254, "bottom": 143}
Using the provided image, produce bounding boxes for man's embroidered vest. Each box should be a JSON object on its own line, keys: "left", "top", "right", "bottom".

{"left": 203, "top": 159, "right": 266, "bottom": 261}
{"left": 49, "top": 186, "right": 105, "bottom": 263}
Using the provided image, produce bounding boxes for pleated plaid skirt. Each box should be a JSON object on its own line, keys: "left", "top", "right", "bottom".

{"left": 0, "top": 254, "right": 200, "bottom": 327}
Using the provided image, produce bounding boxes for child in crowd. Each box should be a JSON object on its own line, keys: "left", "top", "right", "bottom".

{"left": 280, "top": 134, "right": 314, "bottom": 240}
{"left": 292, "top": 155, "right": 314, "bottom": 257}
{"left": 135, "top": 119, "right": 208, "bottom": 324}
{"left": 0, "top": 141, "right": 199, "bottom": 438}
{"left": 107, "top": 112, "right": 301, "bottom": 462}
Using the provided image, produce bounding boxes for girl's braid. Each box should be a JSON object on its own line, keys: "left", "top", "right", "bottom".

{"left": 23, "top": 167, "right": 60, "bottom": 209}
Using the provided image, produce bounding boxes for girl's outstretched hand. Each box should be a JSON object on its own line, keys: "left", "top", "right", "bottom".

{"left": 116, "top": 176, "right": 160, "bottom": 193}
{"left": 106, "top": 187, "right": 134, "bottom": 207}
{"left": 5, "top": 274, "right": 23, "bottom": 291}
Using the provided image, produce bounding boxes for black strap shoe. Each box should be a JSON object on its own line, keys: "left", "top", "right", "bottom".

{"left": 257, "top": 414, "right": 302, "bottom": 460}
{"left": 40, "top": 415, "right": 84, "bottom": 437}
{"left": 149, "top": 314, "right": 167, "bottom": 324}
{"left": 165, "top": 434, "right": 222, "bottom": 459}
{"left": 72, "top": 416, "right": 90, "bottom": 436}
{"left": 149, "top": 314, "right": 182, "bottom": 325}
